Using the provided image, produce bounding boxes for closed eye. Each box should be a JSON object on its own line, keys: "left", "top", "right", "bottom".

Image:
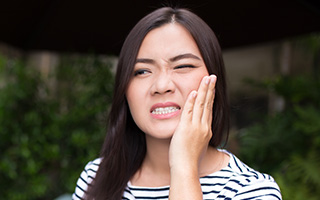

{"left": 134, "top": 69, "right": 151, "bottom": 76}
{"left": 174, "top": 65, "right": 196, "bottom": 70}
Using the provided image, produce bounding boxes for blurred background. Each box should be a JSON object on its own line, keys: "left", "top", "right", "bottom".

{"left": 0, "top": 0, "right": 319, "bottom": 199}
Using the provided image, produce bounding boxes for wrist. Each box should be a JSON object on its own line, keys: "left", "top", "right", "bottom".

{"left": 170, "top": 162, "right": 199, "bottom": 179}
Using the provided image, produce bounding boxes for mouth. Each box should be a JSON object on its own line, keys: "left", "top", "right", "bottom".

{"left": 151, "top": 106, "right": 181, "bottom": 115}
{"left": 150, "top": 102, "right": 181, "bottom": 119}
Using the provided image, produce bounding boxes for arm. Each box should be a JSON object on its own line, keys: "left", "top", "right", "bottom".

{"left": 169, "top": 75, "right": 217, "bottom": 199}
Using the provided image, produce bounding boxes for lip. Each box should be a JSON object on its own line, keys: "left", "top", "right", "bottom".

{"left": 150, "top": 102, "right": 181, "bottom": 119}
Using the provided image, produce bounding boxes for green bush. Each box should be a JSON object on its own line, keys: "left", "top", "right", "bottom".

{"left": 238, "top": 74, "right": 320, "bottom": 199}
{"left": 0, "top": 54, "right": 114, "bottom": 199}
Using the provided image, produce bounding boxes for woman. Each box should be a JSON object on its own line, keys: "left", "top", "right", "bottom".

{"left": 73, "top": 7, "right": 281, "bottom": 200}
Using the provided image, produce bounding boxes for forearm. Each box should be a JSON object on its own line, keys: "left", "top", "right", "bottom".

{"left": 169, "top": 165, "right": 203, "bottom": 200}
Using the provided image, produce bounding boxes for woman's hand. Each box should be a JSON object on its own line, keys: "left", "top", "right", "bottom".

{"left": 169, "top": 75, "right": 217, "bottom": 199}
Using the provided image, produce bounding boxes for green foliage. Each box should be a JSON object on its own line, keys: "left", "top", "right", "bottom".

{"left": 238, "top": 74, "right": 320, "bottom": 199}
{"left": 0, "top": 54, "right": 114, "bottom": 199}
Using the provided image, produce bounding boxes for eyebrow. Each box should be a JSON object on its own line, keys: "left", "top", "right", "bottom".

{"left": 135, "top": 58, "right": 155, "bottom": 64}
{"left": 135, "top": 53, "right": 201, "bottom": 64}
{"left": 169, "top": 53, "right": 201, "bottom": 62}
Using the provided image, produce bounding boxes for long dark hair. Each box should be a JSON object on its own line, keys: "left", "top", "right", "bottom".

{"left": 86, "top": 7, "right": 229, "bottom": 200}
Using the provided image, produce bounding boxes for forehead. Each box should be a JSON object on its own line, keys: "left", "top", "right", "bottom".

{"left": 137, "top": 23, "right": 202, "bottom": 59}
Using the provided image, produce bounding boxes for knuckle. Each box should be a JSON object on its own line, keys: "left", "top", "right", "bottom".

{"left": 199, "top": 102, "right": 205, "bottom": 109}
{"left": 186, "top": 108, "right": 193, "bottom": 115}
{"left": 206, "top": 102, "right": 213, "bottom": 110}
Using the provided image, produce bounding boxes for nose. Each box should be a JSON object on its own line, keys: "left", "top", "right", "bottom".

{"left": 150, "top": 72, "right": 175, "bottom": 95}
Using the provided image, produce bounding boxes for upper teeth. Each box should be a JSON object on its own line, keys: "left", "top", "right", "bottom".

{"left": 152, "top": 106, "right": 179, "bottom": 115}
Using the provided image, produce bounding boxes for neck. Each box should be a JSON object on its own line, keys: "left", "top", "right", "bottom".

{"left": 144, "top": 135, "right": 171, "bottom": 175}
{"left": 130, "top": 136, "right": 172, "bottom": 187}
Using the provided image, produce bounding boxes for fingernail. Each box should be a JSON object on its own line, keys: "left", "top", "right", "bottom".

{"left": 192, "top": 91, "right": 197, "bottom": 98}
{"left": 205, "top": 76, "right": 210, "bottom": 84}
{"left": 210, "top": 75, "right": 216, "bottom": 84}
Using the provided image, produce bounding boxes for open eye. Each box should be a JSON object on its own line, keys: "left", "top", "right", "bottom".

{"left": 174, "top": 65, "right": 196, "bottom": 70}
{"left": 134, "top": 69, "right": 151, "bottom": 76}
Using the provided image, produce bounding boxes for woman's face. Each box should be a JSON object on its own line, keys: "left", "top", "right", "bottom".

{"left": 126, "top": 23, "right": 209, "bottom": 140}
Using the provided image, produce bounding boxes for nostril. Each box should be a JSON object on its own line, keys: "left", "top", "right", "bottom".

{"left": 154, "top": 89, "right": 172, "bottom": 95}
{"left": 151, "top": 75, "right": 175, "bottom": 95}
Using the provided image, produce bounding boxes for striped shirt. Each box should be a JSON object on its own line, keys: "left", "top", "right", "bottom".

{"left": 72, "top": 150, "right": 282, "bottom": 200}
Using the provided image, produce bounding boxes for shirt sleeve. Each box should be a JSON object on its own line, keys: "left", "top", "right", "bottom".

{"left": 72, "top": 159, "right": 101, "bottom": 200}
{"left": 233, "top": 178, "right": 282, "bottom": 200}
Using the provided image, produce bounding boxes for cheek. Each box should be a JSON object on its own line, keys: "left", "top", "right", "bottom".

{"left": 126, "top": 94, "right": 142, "bottom": 128}
{"left": 182, "top": 74, "right": 206, "bottom": 94}
{"left": 126, "top": 84, "right": 139, "bottom": 114}
{"left": 126, "top": 83, "right": 147, "bottom": 123}
{"left": 192, "top": 75, "right": 204, "bottom": 90}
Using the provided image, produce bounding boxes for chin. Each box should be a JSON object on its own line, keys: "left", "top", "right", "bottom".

{"left": 145, "top": 126, "right": 176, "bottom": 140}
{"left": 139, "top": 119, "right": 179, "bottom": 140}
{"left": 159, "top": 127, "right": 177, "bottom": 138}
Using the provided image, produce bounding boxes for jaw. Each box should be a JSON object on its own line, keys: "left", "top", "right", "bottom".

{"left": 142, "top": 118, "right": 180, "bottom": 140}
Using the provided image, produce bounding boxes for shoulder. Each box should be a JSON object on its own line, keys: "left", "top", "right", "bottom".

{"left": 84, "top": 158, "right": 101, "bottom": 176}
{"left": 223, "top": 150, "right": 282, "bottom": 199}
{"left": 72, "top": 158, "right": 102, "bottom": 200}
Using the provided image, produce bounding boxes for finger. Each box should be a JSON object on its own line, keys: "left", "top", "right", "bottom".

{"left": 201, "top": 75, "right": 217, "bottom": 124}
{"left": 180, "top": 90, "right": 197, "bottom": 123}
{"left": 192, "top": 76, "right": 210, "bottom": 123}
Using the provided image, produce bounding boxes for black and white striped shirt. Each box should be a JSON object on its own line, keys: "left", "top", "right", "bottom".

{"left": 72, "top": 150, "right": 282, "bottom": 199}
